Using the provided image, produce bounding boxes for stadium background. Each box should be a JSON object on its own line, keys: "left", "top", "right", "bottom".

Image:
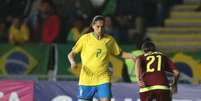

{"left": 0, "top": 0, "right": 201, "bottom": 100}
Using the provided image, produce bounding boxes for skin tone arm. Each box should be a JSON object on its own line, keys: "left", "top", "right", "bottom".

{"left": 68, "top": 51, "right": 135, "bottom": 68}
{"left": 135, "top": 57, "right": 145, "bottom": 87}
{"left": 121, "top": 51, "right": 136, "bottom": 60}
{"left": 171, "top": 69, "right": 180, "bottom": 94}
{"left": 68, "top": 51, "right": 77, "bottom": 69}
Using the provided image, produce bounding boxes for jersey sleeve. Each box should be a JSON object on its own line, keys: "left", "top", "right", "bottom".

{"left": 165, "top": 57, "right": 177, "bottom": 73}
{"left": 72, "top": 35, "right": 85, "bottom": 53}
{"left": 110, "top": 37, "right": 122, "bottom": 56}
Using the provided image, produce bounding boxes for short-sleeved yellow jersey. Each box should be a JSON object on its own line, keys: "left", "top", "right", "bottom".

{"left": 72, "top": 32, "right": 122, "bottom": 85}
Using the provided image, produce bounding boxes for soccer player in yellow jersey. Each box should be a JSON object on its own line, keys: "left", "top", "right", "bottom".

{"left": 68, "top": 15, "right": 135, "bottom": 101}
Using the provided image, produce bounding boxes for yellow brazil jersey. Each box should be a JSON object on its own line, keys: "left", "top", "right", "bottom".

{"left": 9, "top": 23, "right": 30, "bottom": 43}
{"left": 72, "top": 32, "right": 122, "bottom": 85}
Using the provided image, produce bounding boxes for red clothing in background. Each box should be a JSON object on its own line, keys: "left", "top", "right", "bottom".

{"left": 42, "top": 15, "right": 60, "bottom": 44}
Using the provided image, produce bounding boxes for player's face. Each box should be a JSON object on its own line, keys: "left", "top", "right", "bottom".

{"left": 92, "top": 20, "right": 104, "bottom": 36}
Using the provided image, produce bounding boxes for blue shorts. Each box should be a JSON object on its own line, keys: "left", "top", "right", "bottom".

{"left": 78, "top": 83, "right": 112, "bottom": 100}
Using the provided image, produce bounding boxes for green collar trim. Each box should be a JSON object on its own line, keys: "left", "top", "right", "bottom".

{"left": 92, "top": 32, "right": 104, "bottom": 40}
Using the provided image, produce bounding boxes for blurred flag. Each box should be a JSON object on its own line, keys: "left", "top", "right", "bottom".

{"left": 173, "top": 52, "right": 201, "bottom": 84}
{"left": 0, "top": 47, "right": 38, "bottom": 74}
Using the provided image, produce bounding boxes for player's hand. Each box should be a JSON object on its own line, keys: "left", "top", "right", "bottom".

{"left": 70, "top": 62, "right": 77, "bottom": 69}
{"left": 170, "top": 83, "right": 178, "bottom": 94}
{"left": 131, "top": 55, "right": 136, "bottom": 61}
{"left": 137, "top": 80, "right": 145, "bottom": 87}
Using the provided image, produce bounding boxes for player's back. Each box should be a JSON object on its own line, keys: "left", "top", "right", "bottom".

{"left": 139, "top": 51, "right": 174, "bottom": 87}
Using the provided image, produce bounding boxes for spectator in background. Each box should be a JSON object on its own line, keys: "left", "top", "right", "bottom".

{"left": 67, "top": 16, "right": 88, "bottom": 43}
{"left": 8, "top": 17, "right": 30, "bottom": 44}
{"left": 0, "top": 20, "right": 7, "bottom": 42}
{"left": 102, "top": 0, "right": 117, "bottom": 16}
{"left": 104, "top": 16, "right": 121, "bottom": 42}
{"left": 115, "top": 16, "right": 130, "bottom": 43}
{"left": 39, "top": 0, "right": 61, "bottom": 80}
{"left": 40, "top": 0, "right": 60, "bottom": 44}
{"left": 5, "top": 16, "right": 14, "bottom": 34}
{"left": 27, "top": 0, "right": 42, "bottom": 42}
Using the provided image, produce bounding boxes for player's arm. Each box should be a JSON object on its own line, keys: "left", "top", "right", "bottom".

{"left": 121, "top": 51, "right": 136, "bottom": 60}
{"left": 110, "top": 37, "right": 136, "bottom": 60}
{"left": 68, "top": 51, "right": 77, "bottom": 69}
{"left": 166, "top": 58, "right": 180, "bottom": 93}
{"left": 68, "top": 35, "right": 84, "bottom": 69}
{"left": 172, "top": 69, "right": 180, "bottom": 85}
{"left": 135, "top": 57, "right": 145, "bottom": 87}
{"left": 171, "top": 68, "right": 180, "bottom": 94}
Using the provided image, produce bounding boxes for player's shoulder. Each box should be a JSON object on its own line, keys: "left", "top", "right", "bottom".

{"left": 79, "top": 32, "right": 91, "bottom": 39}
{"left": 153, "top": 51, "right": 164, "bottom": 55}
{"left": 137, "top": 53, "right": 145, "bottom": 60}
{"left": 142, "top": 51, "right": 164, "bottom": 56}
{"left": 152, "top": 51, "right": 170, "bottom": 58}
{"left": 104, "top": 34, "right": 112, "bottom": 38}
{"left": 104, "top": 34, "right": 116, "bottom": 41}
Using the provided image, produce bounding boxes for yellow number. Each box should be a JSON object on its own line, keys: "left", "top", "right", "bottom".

{"left": 96, "top": 49, "right": 102, "bottom": 58}
{"left": 146, "top": 55, "right": 162, "bottom": 72}
{"left": 146, "top": 56, "right": 155, "bottom": 72}
{"left": 156, "top": 55, "right": 162, "bottom": 71}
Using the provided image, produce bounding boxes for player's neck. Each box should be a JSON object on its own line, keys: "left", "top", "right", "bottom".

{"left": 144, "top": 51, "right": 153, "bottom": 56}
{"left": 93, "top": 32, "right": 102, "bottom": 40}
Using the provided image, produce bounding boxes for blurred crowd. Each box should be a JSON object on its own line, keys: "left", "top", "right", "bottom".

{"left": 0, "top": 0, "right": 140, "bottom": 45}
{"left": 0, "top": 0, "right": 178, "bottom": 45}
{"left": 0, "top": 0, "right": 63, "bottom": 44}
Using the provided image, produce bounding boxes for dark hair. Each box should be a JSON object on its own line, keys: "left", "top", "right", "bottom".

{"left": 91, "top": 15, "right": 105, "bottom": 25}
{"left": 136, "top": 37, "right": 152, "bottom": 49}
{"left": 88, "top": 15, "right": 105, "bottom": 32}
{"left": 141, "top": 41, "right": 156, "bottom": 52}
{"left": 41, "top": 0, "right": 57, "bottom": 14}
{"left": 41, "top": 0, "right": 55, "bottom": 7}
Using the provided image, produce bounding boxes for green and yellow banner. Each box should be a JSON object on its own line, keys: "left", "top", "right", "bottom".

{"left": 0, "top": 43, "right": 200, "bottom": 84}
{"left": 0, "top": 44, "right": 50, "bottom": 75}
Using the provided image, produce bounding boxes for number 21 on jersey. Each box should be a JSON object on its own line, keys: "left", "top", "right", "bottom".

{"left": 146, "top": 55, "right": 162, "bottom": 72}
